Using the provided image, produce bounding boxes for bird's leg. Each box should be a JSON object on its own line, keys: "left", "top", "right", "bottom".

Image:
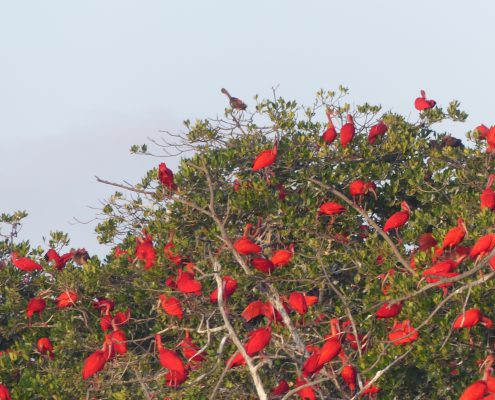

{"left": 395, "top": 229, "right": 403, "bottom": 245}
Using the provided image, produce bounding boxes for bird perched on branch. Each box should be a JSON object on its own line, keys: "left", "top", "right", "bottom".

{"left": 221, "top": 88, "right": 247, "bottom": 110}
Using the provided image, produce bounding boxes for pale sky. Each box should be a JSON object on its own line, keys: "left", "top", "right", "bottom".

{"left": 1, "top": 0, "right": 494, "bottom": 255}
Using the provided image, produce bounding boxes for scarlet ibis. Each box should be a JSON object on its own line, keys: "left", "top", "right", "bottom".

{"left": 440, "top": 218, "right": 468, "bottom": 253}
{"left": 252, "top": 142, "right": 278, "bottom": 171}
{"left": 242, "top": 300, "right": 282, "bottom": 323}
{"left": 383, "top": 201, "right": 410, "bottom": 242}
{"left": 250, "top": 257, "right": 276, "bottom": 274}
{"left": 234, "top": 224, "right": 261, "bottom": 255}
{"left": 414, "top": 90, "right": 436, "bottom": 111}
{"left": 82, "top": 345, "right": 110, "bottom": 379}
{"left": 487, "top": 127, "right": 495, "bottom": 153}
{"left": 340, "top": 115, "right": 355, "bottom": 148}
{"left": 318, "top": 202, "right": 346, "bottom": 218}
{"left": 271, "top": 243, "right": 294, "bottom": 267}
{"left": 425, "top": 271, "right": 459, "bottom": 296}
{"left": 176, "top": 269, "right": 202, "bottom": 295}
{"left": 476, "top": 124, "right": 490, "bottom": 139}
{"left": 0, "top": 384, "right": 11, "bottom": 400}
{"left": 459, "top": 380, "right": 488, "bottom": 400}
{"left": 164, "top": 241, "right": 182, "bottom": 266}
{"left": 388, "top": 319, "right": 419, "bottom": 345}
{"left": 227, "top": 326, "right": 271, "bottom": 368}
{"left": 469, "top": 234, "right": 495, "bottom": 262}
{"left": 179, "top": 331, "right": 206, "bottom": 365}
{"left": 481, "top": 175, "right": 495, "bottom": 211}
{"left": 322, "top": 109, "right": 337, "bottom": 144}
{"left": 37, "top": 337, "right": 54, "bottom": 359}
{"left": 317, "top": 337, "right": 342, "bottom": 366}
{"left": 453, "top": 309, "right": 493, "bottom": 330}
{"left": 26, "top": 297, "right": 46, "bottom": 321}
{"left": 288, "top": 292, "right": 318, "bottom": 316}
{"left": 271, "top": 379, "right": 290, "bottom": 396}
{"left": 156, "top": 335, "right": 188, "bottom": 388}
{"left": 135, "top": 234, "right": 156, "bottom": 270}
{"left": 93, "top": 297, "right": 115, "bottom": 314}
{"left": 361, "top": 381, "right": 382, "bottom": 398}
{"left": 11, "top": 252, "right": 42, "bottom": 271}
{"left": 349, "top": 180, "right": 377, "bottom": 205}
{"left": 159, "top": 295, "right": 184, "bottom": 320}
{"left": 158, "top": 162, "right": 177, "bottom": 190}
{"left": 341, "top": 364, "right": 357, "bottom": 392}
{"left": 295, "top": 377, "right": 316, "bottom": 400}
{"left": 221, "top": 88, "right": 247, "bottom": 110}
{"left": 210, "top": 276, "right": 238, "bottom": 302}
{"left": 422, "top": 254, "right": 466, "bottom": 277}
{"left": 45, "top": 249, "right": 74, "bottom": 270}
{"left": 368, "top": 120, "right": 388, "bottom": 144}
{"left": 417, "top": 232, "right": 437, "bottom": 252}
{"left": 375, "top": 301, "right": 403, "bottom": 319}
{"left": 107, "top": 329, "right": 127, "bottom": 355}
{"left": 55, "top": 290, "right": 78, "bottom": 308}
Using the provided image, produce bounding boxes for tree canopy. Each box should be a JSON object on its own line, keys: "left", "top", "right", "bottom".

{"left": 1, "top": 87, "right": 495, "bottom": 400}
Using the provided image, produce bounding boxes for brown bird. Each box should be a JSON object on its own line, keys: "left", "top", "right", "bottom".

{"left": 221, "top": 88, "right": 247, "bottom": 110}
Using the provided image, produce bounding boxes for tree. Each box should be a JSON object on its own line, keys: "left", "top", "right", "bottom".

{"left": 1, "top": 87, "right": 495, "bottom": 399}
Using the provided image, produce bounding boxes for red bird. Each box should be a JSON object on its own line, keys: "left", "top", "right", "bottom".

{"left": 414, "top": 90, "right": 436, "bottom": 111}
{"left": 422, "top": 255, "right": 466, "bottom": 277}
{"left": 241, "top": 300, "right": 281, "bottom": 323}
{"left": 271, "top": 379, "right": 290, "bottom": 396}
{"left": 176, "top": 269, "right": 202, "bottom": 295}
{"left": 155, "top": 334, "right": 187, "bottom": 375}
{"left": 470, "top": 234, "right": 495, "bottom": 262}
{"left": 250, "top": 258, "right": 276, "bottom": 274}
{"left": 322, "top": 109, "right": 337, "bottom": 144}
{"left": 440, "top": 218, "right": 468, "bottom": 253}
{"left": 476, "top": 124, "right": 490, "bottom": 139}
{"left": 487, "top": 127, "right": 495, "bottom": 153}
{"left": 44, "top": 249, "right": 74, "bottom": 270}
{"left": 107, "top": 329, "right": 127, "bottom": 355}
{"left": 271, "top": 243, "right": 294, "bottom": 267}
{"left": 388, "top": 320, "right": 419, "bottom": 345}
{"left": 210, "top": 276, "right": 238, "bottom": 303}
{"left": 159, "top": 295, "right": 184, "bottom": 320}
{"left": 453, "top": 309, "right": 493, "bottom": 330}
{"left": 179, "top": 330, "right": 206, "bottom": 365}
{"left": 252, "top": 142, "right": 278, "bottom": 171}
{"left": 0, "top": 384, "right": 11, "bottom": 400}
{"left": 82, "top": 345, "right": 110, "bottom": 379}
{"left": 295, "top": 377, "right": 316, "bottom": 400}
{"left": 383, "top": 201, "right": 410, "bottom": 241}
{"left": 368, "top": 120, "right": 388, "bottom": 144}
{"left": 341, "top": 364, "right": 357, "bottom": 392}
{"left": 135, "top": 233, "right": 156, "bottom": 270}
{"left": 349, "top": 180, "right": 377, "bottom": 204}
{"left": 158, "top": 162, "right": 177, "bottom": 190}
{"left": 288, "top": 292, "right": 318, "bottom": 316}
{"left": 11, "top": 252, "right": 42, "bottom": 271}
{"left": 481, "top": 175, "right": 495, "bottom": 211}
{"left": 375, "top": 301, "right": 403, "bottom": 319}
{"left": 417, "top": 232, "right": 438, "bottom": 252}
{"left": 361, "top": 381, "right": 382, "bottom": 397}
{"left": 55, "top": 290, "right": 78, "bottom": 308}
{"left": 26, "top": 297, "right": 46, "bottom": 320}
{"left": 37, "top": 337, "right": 55, "bottom": 359}
{"left": 317, "top": 337, "right": 342, "bottom": 366}
{"left": 318, "top": 202, "right": 346, "bottom": 217}
{"left": 227, "top": 327, "right": 271, "bottom": 368}
{"left": 234, "top": 224, "right": 261, "bottom": 255}
{"left": 340, "top": 114, "right": 355, "bottom": 148}
{"left": 459, "top": 380, "right": 488, "bottom": 400}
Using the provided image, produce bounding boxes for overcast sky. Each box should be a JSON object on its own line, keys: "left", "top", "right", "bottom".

{"left": 1, "top": 0, "right": 494, "bottom": 255}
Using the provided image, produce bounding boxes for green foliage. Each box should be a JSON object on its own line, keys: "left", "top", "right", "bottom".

{"left": 1, "top": 89, "right": 494, "bottom": 399}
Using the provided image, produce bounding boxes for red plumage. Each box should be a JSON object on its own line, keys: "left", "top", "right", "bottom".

{"left": 322, "top": 110, "right": 337, "bottom": 144}
{"left": 27, "top": 297, "right": 46, "bottom": 318}
{"left": 210, "top": 276, "right": 238, "bottom": 303}
{"left": 176, "top": 269, "right": 202, "bottom": 295}
{"left": 271, "top": 379, "right": 290, "bottom": 396}
{"left": 234, "top": 224, "right": 261, "bottom": 255}
{"left": 227, "top": 327, "right": 271, "bottom": 368}
{"left": 250, "top": 257, "right": 275, "bottom": 274}
{"left": 388, "top": 320, "right": 419, "bottom": 345}
{"left": 341, "top": 364, "right": 357, "bottom": 392}
{"left": 417, "top": 232, "right": 437, "bottom": 252}
{"left": 470, "top": 234, "right": 495, "bottom": 260}
{"left": 270, "top": 243, "right": 294, "bottom": 267}
{"left": 11, "top": 252, "right": 42, "bottom": 271}
{"left": 179, "top": 331, "right": 206, "bottom": 365}
{"left": 481, "top": 175, "right": 495, "bottom": 210}
{"left": 135, "top": 234, "right": 156, "bottom": 270}
{"left": 159, "top": 295, "right": 184, "bottom": 320}
{"left": 459, "top": 380, "right": 487, "bottom": 400}
{"left": 45, "top": 248, "right": 74, "bottom": 270}
{"left": 318, "top": 202, "right": 346, "bottom": 216}
{"left": 383, "top": 201, "right": 410, "bottom": 232}
{"left": 158, "top": 162, "right": 177, "bottom": 190}
{"left": 155, "top": 334, "right": 187, "bottom": 376}
{"left": 82, "top": 349, "right": 108, "bottom": 379}
{"left": 37, "top": 337, "right": 55, "bottom": 359}
{"left": 56, "top": 290, "right": 78, "bottom": 308}
{"left": 317, "top": 337, "right": 341, "bottom": 366}
{"left": 107, "top": 329, "right": 127, "bottom": 355}
{"left": 340, "top": 115, "right": 355, "bottom": 148}
{"left": 252, "top": 144, "right": 278, "bottom": 171}
{"left": 295, "top": 377, "right": 316, "bottom": 400}
{"left": 414, "top": 90, "right": 436, "bottom": 111}
{"left": 441, "top": 218, "right": 467, "bottom": 251}
{"left": 0, "top": 384, "right": 11, "bottom": 400}
{"left": 375, "top": 301, "right": 403, "bottom": 319}
{"left": 453, "top": 309, "right": 492, "bottom": 329}
{"left": 368, "top": 120, "right": 388, "bottom": 144}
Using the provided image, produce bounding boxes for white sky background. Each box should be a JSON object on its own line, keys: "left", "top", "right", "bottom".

{"left": 1, "top": 0, "right": 494, "bottom": 255}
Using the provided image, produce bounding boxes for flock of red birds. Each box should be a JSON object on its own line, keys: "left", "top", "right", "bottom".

{"left": 1, "top": 89, "right": 495, "bottom": 400}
